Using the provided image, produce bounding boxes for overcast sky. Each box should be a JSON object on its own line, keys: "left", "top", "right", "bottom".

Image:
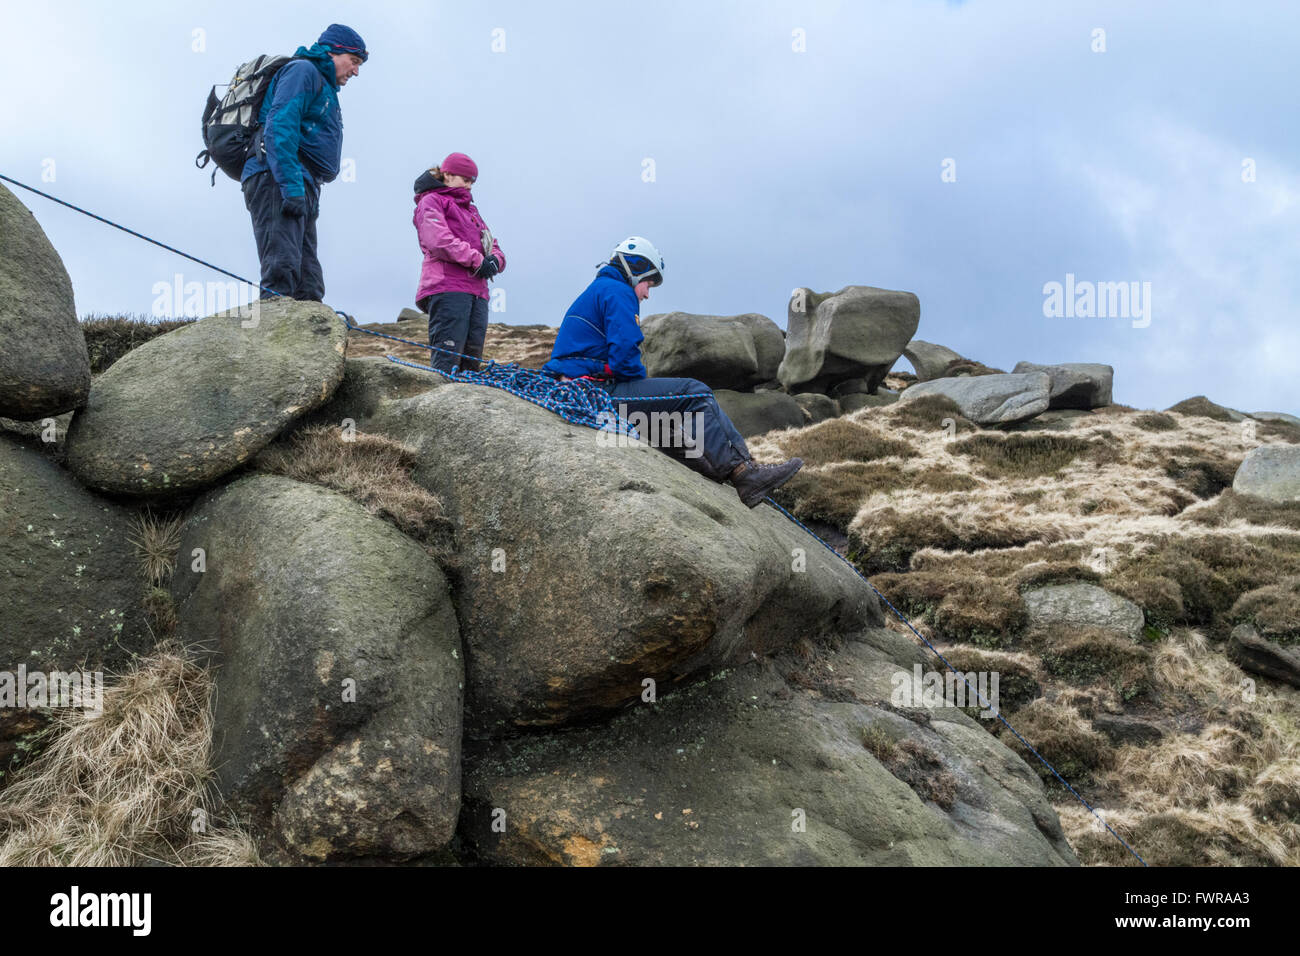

{"left": 3, "top": 0, "right": 1296, "bottom": 413}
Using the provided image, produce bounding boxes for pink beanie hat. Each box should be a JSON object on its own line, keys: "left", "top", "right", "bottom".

{"left": 441, "top": 152, "right": 478, "bottom": 180}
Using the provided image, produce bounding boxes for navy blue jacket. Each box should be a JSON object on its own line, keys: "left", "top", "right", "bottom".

{"left": 543, "top": 265, "right": 648, "bottom": 381}
{"left": 241, "top": 44, "right": 342, "bottom": 201}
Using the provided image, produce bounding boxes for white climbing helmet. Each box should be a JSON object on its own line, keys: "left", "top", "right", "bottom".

{"left": 611, "top": 236, "right": 664, "bottom": 287}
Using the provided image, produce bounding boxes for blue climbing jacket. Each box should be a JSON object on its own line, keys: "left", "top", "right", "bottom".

{"left": 543, "top": 264, "right": 648, "bottom": 381}
{"left": 241, "top": 43, "right": 341, "bottom": 201}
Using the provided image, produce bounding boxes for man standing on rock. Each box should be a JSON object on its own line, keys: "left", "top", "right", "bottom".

{"left": 241, "top": 24, "right": 368, "bottom": 301}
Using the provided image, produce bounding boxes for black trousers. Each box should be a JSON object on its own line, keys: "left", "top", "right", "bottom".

{"left": 242, "top": 171, "right": 324, "bottom": 301}
{"left": 424, "top": 292, "right": 489, "bottom": 372}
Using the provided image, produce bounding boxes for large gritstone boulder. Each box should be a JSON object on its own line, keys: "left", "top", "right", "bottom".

{"left": 65, "top": 300, "right": 346, "bottom": 496}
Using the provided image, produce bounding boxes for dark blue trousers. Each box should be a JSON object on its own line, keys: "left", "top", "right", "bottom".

{"left": 424, "top": 292, "right": 489, "bottom": 372}
{"left": 243, "top": 171, "right": 324, "bottom": 301}
{"left": 597, "top": 377, "right": 751, "bottom": 481}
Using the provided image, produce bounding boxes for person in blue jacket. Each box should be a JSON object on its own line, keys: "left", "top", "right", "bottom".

{"left": 241, "top": 24, "right": 368, "bottom": 300}
{"left": 543, "top": 237, "right": 804, "bottom": 508}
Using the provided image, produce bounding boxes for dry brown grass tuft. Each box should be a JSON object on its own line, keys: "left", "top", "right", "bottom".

{"left": 1037, "top": 630, "right": 1152, "bottom": 702}
{"left": 1185, "top": 488, "right": 1300, "bottom": 531}
{"left": 951, "top": 433, "right": 1118, "bottom": 479}
{"left": 128, "top": 509, "right": 184, "bottom": 586}
{"left": 1132, "top": 412, "right": 1179, "bottom": 432}
{"left": 883, "top": 393, "right": 975, "bottom": 433}
{"left": 1229, "top": 577, "right": 1300, "bottom": 644}
{"left": 775, "top": 417, "right": 917, "bottom": 467}
{"left": 1057, "top": 630, "right": 1300, "bottom": 866}
{"left": 872, "top": 571, "right": 1028, "bottom": 646}
{"left": 1001, "top": 698, "right": 1114, "bottom": 786}
{"left": 254, "top": 425, "right": 451, "bottom": 549}
{"left": 0, "top": 649, "right": 261, "bottom": 866}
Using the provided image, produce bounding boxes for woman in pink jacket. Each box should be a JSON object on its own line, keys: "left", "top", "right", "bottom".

{"left": 412, "top": 152, "right": 506, "bottom": 373}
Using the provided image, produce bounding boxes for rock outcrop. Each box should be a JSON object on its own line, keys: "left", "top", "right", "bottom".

{"left": 714, "top": 388, "right": 807, "bottom": 437}
{"left": 366, "top": 385, "right": 882, "bottom": 731}
{"left": 1012, "top": 361, "right": 1113, "bottom": 409}
{"left": 65, "top": 300, "right": 346, "bottom": 496}
{"left": 897, "top": 372, "right": 1051, "bottom": 425}
{"left": 1233, "top": 444, "right": 1300, "bottom": 504}
{"left": 641, "top": 312, "right": 785, "bottom": 391}
{"left": 0, "top": 436, "right": 154, "bottom": 676}
{"left": 171, "top": 475, "right": 463, "bottom": 863}
{"left": 779, "top": 286, "right": 919, "bottom": 394}
{"left": 461, "top": 629, "right": 1079, "bottom": 866}
{"left": 0, "top": 183, "right": 91, "bottom": 420}
{"left": 902, "top": 341, "right": 965, "bottom": 383}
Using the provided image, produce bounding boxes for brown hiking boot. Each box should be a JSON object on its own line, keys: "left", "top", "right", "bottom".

{"left": 728, "top": 457, "right": 804, "bottom": 508}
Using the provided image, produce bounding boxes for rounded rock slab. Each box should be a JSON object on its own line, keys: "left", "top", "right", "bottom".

{"left": 64, "top": 299, "right": 346, "bottom": 495}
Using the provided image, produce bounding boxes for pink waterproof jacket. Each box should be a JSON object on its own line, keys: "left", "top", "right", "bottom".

{"left": 413, "top": 184, "right": 506, "bottom": 303}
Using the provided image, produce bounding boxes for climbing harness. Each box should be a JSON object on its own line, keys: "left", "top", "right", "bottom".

{"left": 0, "top": 172, "right": 1144, "bottom": 865}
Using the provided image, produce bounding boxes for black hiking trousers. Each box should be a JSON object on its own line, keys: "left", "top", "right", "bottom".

{"left": 243, "top": 171, "right": 325, "bottom": 301}
{"left": 423, "top": 292, "right": 489, "bottom": 373}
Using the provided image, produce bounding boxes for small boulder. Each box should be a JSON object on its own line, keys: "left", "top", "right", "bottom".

{"left": 902, "top": 341, "right": 965, "bottom": 383}
{"left": 1227, "top": 623, "right": 1300, "bottom": 688}
{"left": 779, "top": 286, "right": 919, "bottom": 394}
{"left": 641, "top": 312, "right": 785, "bottom": 391}
{"left": 1250, "top": 411, "right": 1300, "bottom": 428}
{"left": 793, "top": 392, "right": 840, "bottom": 425}
{"left": 0, "top": 182, "right": 91, "bottom": 420}
{"left": 897, "top": 372, "right": 1051, "bottom": 425}
{"left": 1233, "top": 444, "right": 1300, "bottom": 504}
{"left": 1012, "top": 362, "right": 1113, "bottom": 409}
{"left": 1092, "top": 713, "right": 1165, "bottom": 746}
{"left": 713, "top": 388, "right": 807, "bottom": 438}
{"left": 1023, "top": 583, "right": 1145, "bottom": 641}
{"left": 64, "top": 299, "right": 346, "bottom": 496}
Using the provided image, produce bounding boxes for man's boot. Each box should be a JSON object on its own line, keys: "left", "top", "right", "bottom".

{"left": 728, "top": 457, "right": 804, "bottom": 508}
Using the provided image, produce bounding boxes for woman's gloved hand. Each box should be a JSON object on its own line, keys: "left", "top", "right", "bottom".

{"left": 474, "top": 255, "right": 501, "bottom": 279}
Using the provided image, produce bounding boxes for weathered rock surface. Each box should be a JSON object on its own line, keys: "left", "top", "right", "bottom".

{"left": 641, "top": 312, "right": 785, "bottom": 391}
{"left": 0, "top": 183, "right": 91, "bottom": 420}
{"left": 366, "top": 385, "right": 882, "bottom": 732}
{"left": 1227, "top": 623, "right": 1300, "bottom": 688}
{"left": 902, "top": 341, "right": 965, "bottom": 383}
{"left": 1233, "top": 444, "right": 1300, "bottom": 504}
{"left": 1250, "top": 411, "right": 1300, "bottom": 428}
{"left": 171, "top": 475, "right": 463, "bottom": 863}
{"left": 1012, "top": 361, "right": 1113, "bottom": 409}
{"left": 460, "top": 630, "right": 1079, "bottom": 865}
{"left": 793, "top": 392, "right": 840, "bottom": 425}
{"left": 779, "top": 286, "right": 919, "bottom": 394}
{"left": 1023, "top": 583, "right": 1145, "bottom": 641}
{"left": 0, "top": 436, "right": 154, "bottom": 676}
{"left": 304, "top": 355, "right": 443, "bottom": 430}
{"left": 897, "top": 372, "right": 1051, "bottom": 425}
{"left": 64, "top": 300, "right": 346, "bottom": 495}
{"left": 714, "top": 388, "right": 807, "bottom": 438}
{"left": 1092, "top": 713, "right": 1165, "bottom": 746}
